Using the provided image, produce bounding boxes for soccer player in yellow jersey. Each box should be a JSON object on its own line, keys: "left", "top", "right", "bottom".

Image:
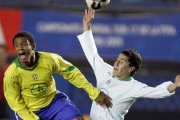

{"left": 3, "top": 32, "right": 112, "bottom": 120}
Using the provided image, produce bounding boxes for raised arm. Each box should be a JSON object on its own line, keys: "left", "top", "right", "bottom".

{"left": 77, "top": 9, "right": 112, "bottom": 84}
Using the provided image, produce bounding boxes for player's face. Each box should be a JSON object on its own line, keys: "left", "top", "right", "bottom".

{"left": 14, "top": 37, "right": 35, "bottom": 64}
{"left": 113, "top": 53, "right": 131, "bottom": 79}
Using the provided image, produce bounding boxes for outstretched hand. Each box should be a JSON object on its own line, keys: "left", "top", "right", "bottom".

{"left": 83, "top": 8, "right": 95, "bottom": 31}
{"left": 174, "top": 75, "right": 180, "bottom": 88}
{"left": 95, "top": 91, "right": 113, "bottom": 108}
{"left": 168, "top": 75, "right": 180, "bottom": 93}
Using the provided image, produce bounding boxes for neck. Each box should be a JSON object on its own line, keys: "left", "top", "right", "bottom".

{"left": 118, "top": 76, "right": 132, "bottom": 81}
{"left": 118, "top": 74, "right": 131, "bottom": 80}
{"left": 116, "top": 74, "right": 131, "bottom": 80}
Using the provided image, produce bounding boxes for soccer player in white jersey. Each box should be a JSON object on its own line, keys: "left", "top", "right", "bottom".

{"left": 77, "top": 9, "right": 180, "bottom": 120}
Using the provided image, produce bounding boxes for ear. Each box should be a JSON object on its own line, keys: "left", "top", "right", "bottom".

{"left": 128, "top": 67, "right": 135, "bottom": 73}
{"left": 32, "top": 44, "right": 36, "bottom": 51}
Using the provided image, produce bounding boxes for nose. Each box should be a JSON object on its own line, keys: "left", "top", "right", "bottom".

{"left": 114, "top": 60, "right": 118, "bottom": 67}
{"left": 114, "top": 60, "right": 120, "bottom": 67}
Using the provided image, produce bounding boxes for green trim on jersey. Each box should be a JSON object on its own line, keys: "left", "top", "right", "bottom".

{"left": 13, "top": 52, "right": 39, "bottom": 70}
{"left": 118, "top": 77, "right": 132, "bottom": 81}
{"left": 4, "top": 52, "right": 100, "bottom": 118}
{"left": 63, "top": 66, "right": 75, "bottom": 72}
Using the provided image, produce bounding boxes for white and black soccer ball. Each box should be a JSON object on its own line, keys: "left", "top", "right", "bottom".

{"left": 85, "top": 0, "right": 110, "bottom": 11}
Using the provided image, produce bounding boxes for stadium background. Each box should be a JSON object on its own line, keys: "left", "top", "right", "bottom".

{"left": 0, "top": 0, "right": 180, "bottom": 120}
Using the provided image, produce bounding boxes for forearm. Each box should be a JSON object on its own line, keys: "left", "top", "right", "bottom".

{"left": 77, "top": 30, "right": 97, "bottom": 68}
{"left": 65, "top": 70, "right": 100, "bottom": 100}
{"left": 5, "top": 97, "right": 39, "bottom": 120}
{"left": 83, "top": 22, "right": 91, "bottom": 31}
{"left": 77, "top": 30, "right": 109, "bottom": 83}
{"left": 133, "top": 81, "right": 175, "bottom": 98}
{"left": 73, "top": 74, "right": 100, "bottom": 100}
{"left": 168, "top": 83, "right": 177, "bottom": 93}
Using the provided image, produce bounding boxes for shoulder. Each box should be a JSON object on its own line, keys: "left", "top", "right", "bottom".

{"left": 38, "top": 52, "right": 59, "bottom": 58}
{"left": 132, "top": 78, "right": 148, "bottom": 88}
{"left": 4, "top": 62, "right": 17, "bottom": 78}
{"left": 38, "top": 52, "right": 62, "bottom": 60}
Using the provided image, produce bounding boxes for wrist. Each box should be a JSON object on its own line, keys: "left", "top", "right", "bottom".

{"left": 83, "top": 23, "right": 91, "bottom": 31}
{"left": 94, "top": 90, "right": 101, "bottom": 101}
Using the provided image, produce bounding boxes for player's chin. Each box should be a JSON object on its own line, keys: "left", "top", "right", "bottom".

{"left": 19, "top": 59, "right": 26, "bottom": 63}
{"left": 18, "top": 57, "right": 27, "bottom": 63}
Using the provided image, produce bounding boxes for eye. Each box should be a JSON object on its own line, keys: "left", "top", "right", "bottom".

{"left": 14, "top": 44, "right": 19, "bottom": 47}
{"left": 120, "top": 61, "right": 125, "bottom": 64}
{"left": 22, "top": 42, "right": 28, "bottom": 46}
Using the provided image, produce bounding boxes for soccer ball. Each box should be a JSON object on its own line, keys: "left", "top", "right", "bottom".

{"left": 85, "top": 0, "right": 110, "bottom": 11}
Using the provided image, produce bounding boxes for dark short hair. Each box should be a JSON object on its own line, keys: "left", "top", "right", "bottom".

{"left": 121, "top": 49, "right": 142, "bottom": 76}
{"left": 13, "top": 32, "right": 35, "bottom": 45}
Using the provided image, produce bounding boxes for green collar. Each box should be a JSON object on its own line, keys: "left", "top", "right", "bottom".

{"left": 118, "top": 76, "right": 132, "bottom": 81}
{"left": 14, "top": 52, "right": 39, "bottom": 70}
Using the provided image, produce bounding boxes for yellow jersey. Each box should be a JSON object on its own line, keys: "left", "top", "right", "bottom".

{"left": 4, "top": 52, "right": 100, "bottom": 120}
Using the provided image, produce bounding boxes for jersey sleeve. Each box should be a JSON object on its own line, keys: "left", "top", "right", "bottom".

{"left": 52, "top": 54, "right": 100, "bottom": 100}
{"left": 131, "top": 81, "right": 175, "bottom": 99}
{"left": 3, "top": 69, "right": 39, "bottom": 120}
{"left": 77, "top": 30, "right": 111, "bottom": 84}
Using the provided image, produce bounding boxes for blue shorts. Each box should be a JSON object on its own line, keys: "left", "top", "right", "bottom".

{"left": 15, "top": 93, "right": 82, "bottom": 120}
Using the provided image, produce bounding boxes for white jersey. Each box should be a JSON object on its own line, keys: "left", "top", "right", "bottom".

{"left": 77, "top": 30, "right": 175, "bottom": 120}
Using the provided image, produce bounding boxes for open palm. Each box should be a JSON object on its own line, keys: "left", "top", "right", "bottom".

{"left": 83, "top": 9, "right": 95, "bottom": 31}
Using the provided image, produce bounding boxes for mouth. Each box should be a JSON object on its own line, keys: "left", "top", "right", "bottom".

{"left": 18, "top": 52, "right": 26, "bottom": 61}
{"left": 113, "top": 68, "right": 117, "bottom": 74}
{"left": 113, "top": 67, "right": 118, "bottom": 71}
